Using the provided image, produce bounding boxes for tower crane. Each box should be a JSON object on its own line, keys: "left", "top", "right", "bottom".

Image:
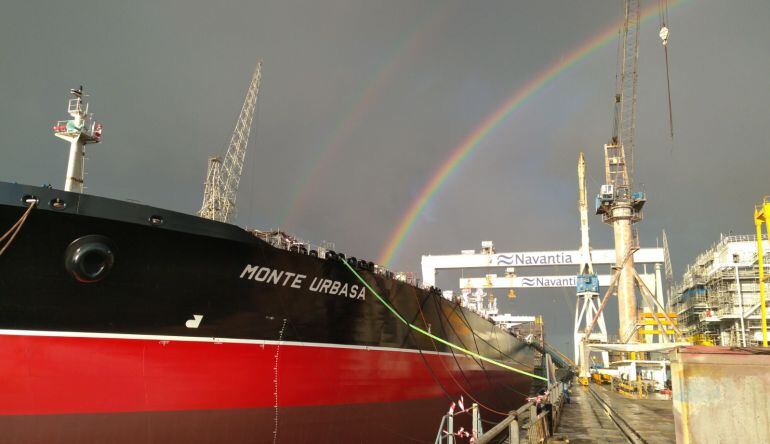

{"left": 596, "top": 0, "right": 646, "bottom": 343}
{"left": 199, "top": 60, "right": 263, "bottom": 223}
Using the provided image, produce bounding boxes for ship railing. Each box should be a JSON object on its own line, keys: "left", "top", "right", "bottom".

{"left": 52, "top": 120, "right": 79, "bottom": 136}
{"left": 248, "top": 227, "right": 403, "bottom": 280}
{"left": 68, "top": 97, "right": 84, "bottom": 114}
{"left": 435, "top": 380, "right": 568, "bottom": 444}
{"left": 247, "top": 229, "right": 454, "bottom": 295}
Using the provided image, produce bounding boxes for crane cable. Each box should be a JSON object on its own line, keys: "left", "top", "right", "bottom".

{"left": 341, "top": 259, "right": 547, "bottom": 382}
{"left": 659, "top": 0, "right": 674, "bottom": 139}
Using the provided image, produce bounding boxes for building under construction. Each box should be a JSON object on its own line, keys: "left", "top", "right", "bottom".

{"left": 672, "top": 234, "right": 770, "bottom": 346}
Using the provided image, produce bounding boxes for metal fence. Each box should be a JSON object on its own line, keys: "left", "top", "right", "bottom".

{"left": 434, "top": 380, "right": 568, "bottom": 444}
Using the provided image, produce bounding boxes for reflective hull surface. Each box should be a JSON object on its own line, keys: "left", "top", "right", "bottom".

{"left": 0, "top": 182, "right": 534, "bottom": 443}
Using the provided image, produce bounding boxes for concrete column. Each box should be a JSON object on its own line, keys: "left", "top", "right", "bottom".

{"left": 655, "top": 263, "right": 665, "bottom": 308}
{"left": 613, "top": 211, "right": 637, "bottom": 343}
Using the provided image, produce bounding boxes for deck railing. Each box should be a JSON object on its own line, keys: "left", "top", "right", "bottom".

{"left": 434, "top": 380, "right": 568, "bottom": 444}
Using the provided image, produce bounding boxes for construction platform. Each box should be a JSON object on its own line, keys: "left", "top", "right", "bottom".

{"left": 555, "top": 384, "right": 675, "bottom": 443}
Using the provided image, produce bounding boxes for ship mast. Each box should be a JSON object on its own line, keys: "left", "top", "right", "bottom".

{"left": 53, "top": 86, "right": 103, "bottom": 193}
{"left": 199, "top": 60, "right": 262, "bottom": 223}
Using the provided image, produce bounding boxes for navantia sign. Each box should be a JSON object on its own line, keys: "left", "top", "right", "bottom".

{"left": 459, "top": 274, "right": 657, "bottom": 289}
{"left": 494, "top": 252, "right": 574, "bottom": 266}
{"left": 421, "top": 248, "right": 664, "bottom": 287}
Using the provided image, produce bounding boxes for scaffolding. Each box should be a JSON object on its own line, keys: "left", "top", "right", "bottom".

{"left": 672, "top": 234, "right": 770, "bottom": 346}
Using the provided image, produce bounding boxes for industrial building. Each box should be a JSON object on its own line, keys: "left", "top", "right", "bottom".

{"left": 672, "top": 234, "right": 770, "bottom": 346}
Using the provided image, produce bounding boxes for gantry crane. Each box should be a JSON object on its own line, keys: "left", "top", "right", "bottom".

{"left": 596, "top": 0, "right": 647, "bottom": 343}
{"left": 199, "top": 60, "right": 263, "bottom": 223}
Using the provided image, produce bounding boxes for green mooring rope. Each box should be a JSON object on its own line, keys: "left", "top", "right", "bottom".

{"left": 341, "top": 260, "right": 547, "bottom": 382}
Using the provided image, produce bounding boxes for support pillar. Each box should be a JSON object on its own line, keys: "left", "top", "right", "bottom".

{"left": 614, "top": 214, "right": 638, "bottom": 343}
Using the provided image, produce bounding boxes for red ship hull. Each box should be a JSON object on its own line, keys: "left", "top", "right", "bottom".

{"left": 0, "top": 332, "right": 531, "bottom": 443}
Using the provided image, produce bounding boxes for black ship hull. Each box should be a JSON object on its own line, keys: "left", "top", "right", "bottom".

{"left": 0, "top": 182, "right": 534, "bottom": 443}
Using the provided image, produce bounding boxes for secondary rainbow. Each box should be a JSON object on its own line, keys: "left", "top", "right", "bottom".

{"left": 378, "top": 0, "right": 687, "bottom": 266}
{"left": 282, "top": 8, "right": 455, "bottom": 229}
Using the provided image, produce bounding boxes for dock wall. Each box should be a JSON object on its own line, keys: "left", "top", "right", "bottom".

{"left": 671, "top": 346, "right": 770, "bottom": 443}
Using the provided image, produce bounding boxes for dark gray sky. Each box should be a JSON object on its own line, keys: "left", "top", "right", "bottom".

{"left": 2, "top": 0, "right": 769, "bottom": 353}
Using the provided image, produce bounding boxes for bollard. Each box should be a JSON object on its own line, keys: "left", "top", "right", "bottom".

{"left": 509, "top": 415, "right": 519, "bottom": 444}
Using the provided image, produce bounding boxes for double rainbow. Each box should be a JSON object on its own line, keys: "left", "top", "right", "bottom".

{"left": 378, "top": 0, "right": 687, "bottom": 266}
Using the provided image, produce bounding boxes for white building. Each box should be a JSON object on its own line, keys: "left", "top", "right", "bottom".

{"left": 672, "top": 234, "right": 769, "bottom": 346}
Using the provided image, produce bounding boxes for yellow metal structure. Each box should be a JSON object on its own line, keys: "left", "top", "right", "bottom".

{"left": 612, "top": 377, "right": 651, "bottom": 399}
{"left": 686, "top": 334, "right": 715, "bottom": 346}
{"left": 638, "top": 312, "right": 679, "bottom": 337}
{"left": 754, "top": 198, "right": 770, "bottom": 347}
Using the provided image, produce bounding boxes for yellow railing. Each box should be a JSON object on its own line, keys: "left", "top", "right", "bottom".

{"left": 753, "top": 197, "right": 770, "bottom": 347}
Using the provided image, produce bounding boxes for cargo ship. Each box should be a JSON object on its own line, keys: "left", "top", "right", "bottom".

{"left": 0, "top": 78, "right": 535, "bottom": 443}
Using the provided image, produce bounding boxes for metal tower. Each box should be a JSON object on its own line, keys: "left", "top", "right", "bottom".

{"left": 53, "top": 86, "right": 103, "bottom": 193}
{"left": 575, "top": 152, "right": 608, "bottom": 374}
{"left": 199, "top": 60, "right": 262, "bottom": 223}
{"left": 662, "top": 230, "right": 673, "bottom": 308}
{"left": 596, "top": 0, "right": 646, "bottom": 343}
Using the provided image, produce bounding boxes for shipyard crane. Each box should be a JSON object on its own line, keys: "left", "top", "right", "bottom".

{"left": 575, "top": 152, "right": 609, "bottom": 378}
{"left": 199, "top": 60, "right": 262, "bottom": 223}
{"left": 596, "top": 0, "right": 647, "bottom": 344}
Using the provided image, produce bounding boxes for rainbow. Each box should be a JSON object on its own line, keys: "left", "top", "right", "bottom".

{"left": 282, "top": 7, "right": 456, "bottom": 229}
{"left": 378, "top": 0, "right": 687, "bottom": 266}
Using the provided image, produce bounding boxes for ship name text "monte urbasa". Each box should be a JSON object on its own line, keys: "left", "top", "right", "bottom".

{"left": 239, "top": 264, "right": 366, "bottom": 300}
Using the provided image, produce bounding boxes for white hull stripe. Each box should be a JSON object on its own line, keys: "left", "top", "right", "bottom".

{"left": 0, "top": 329, "right": 475, "bottom": 359}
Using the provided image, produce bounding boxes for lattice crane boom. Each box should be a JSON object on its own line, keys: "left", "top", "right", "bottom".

{"left": 199, "top": 60, "right": 262, "bottom": 223}
{"left": 608, "top": 0, "right": 639, "bottom": 193}
{"left": 619, "top": 0, "right": 640, "bottom": 185}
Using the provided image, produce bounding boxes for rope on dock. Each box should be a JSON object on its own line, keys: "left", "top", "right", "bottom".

{"left": 0, "top": 199, "right": 37, "bottom": 258}
{"left": 341, "top": 259, "right": 548, "bottom": 382}
{"left": 412, "top": 291, "right": 510, "bottom": 415}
